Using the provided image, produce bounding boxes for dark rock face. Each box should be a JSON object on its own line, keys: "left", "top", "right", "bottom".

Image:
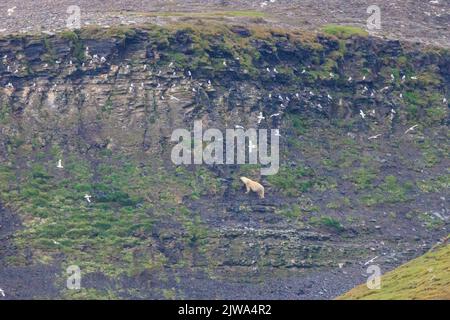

{"left": 0, "top": 24, "right": 448, "bottom": 299}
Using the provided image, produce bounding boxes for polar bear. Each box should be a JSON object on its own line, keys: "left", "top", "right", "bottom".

{"left": 240, "top": 177, "right": 265, "bottom": 199}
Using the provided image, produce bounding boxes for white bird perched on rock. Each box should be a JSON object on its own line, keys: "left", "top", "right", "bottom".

{"left": 327, "top": 94, "right": 332, "bottom": 100}
{"left": 6, "top": 82, "right": 14, "bottom": 89}
{"left": 161, "top": 95, "right": 165, "bottom": 100}
{"left": 268, "top": 93, "right": 272, "bottom": 98}
{"left": 187, "top": 70, "right": 192, "bottom": 77}
{"left": 309, "top": 91, "right": 314, "bottom": 96}
{"left": 273, "top": 68, "right": 278, "bottom": 74}
{"left": 362, "top": 75, "right": 366, "bottom": 81}
{"left": 235, "top": 125, "right": 244, "bottom": 129}
{"left": 278, "top": 95, "right": 283, "bottom": 101}
{"left": 363, "top": 86, "right": 368, "bottom": 92}
{"left": 389, "top": 108, "right": 396, "bottom": 121}
{"left": 443, "top": 98, "right": 447, "bottom": 103}
{"left": 301, "top": 69, "right": 306, "bottom": 74}
{"left": 257, "top": 112, "right": 265, "bottom": 124}
{"left": 368, "top": 134, "right": 382, "bottom": 140}
{"left": 266, "top": 67, "right": 270, "bottom": 73}
{"left": 295, "top": 93, "right": 299, "bottom": 99}
{"left": 223, "top": 60, "right": 227, "bottom": 66}
{"left": 169, "top": 62, "right": 174, "bottom": 68}
{"left": 348, "top": 76, "right": 352, "bottom": 82}
{"left": 57, "top": 159, "right": 64, "bottom": 169}
{"left": 100, "top": 56, "right": 106, "bottom": 63}
{"left": 129, "top": 83, "right": 134, "bottom": 93}
{"left": 401, "top": 75, "right": 406, "bottom": 82}
{"left": 84, "top": 194, "right": 92, "bottom": 203}
{"left": 400, "top": 93, "right": 403, "bottom": 98}
{"left": 405, "top": 124, "right": 418, "bottom": 134}
{"left": 359, "top": 110, "right": 366, "bottom": 119}
{"left": 329, "top": 72, "right": 334, "bottom": 78}
{"left": 317, "top": 103, "right": 323, "bottom": 110}
{"left": 390, "top": 74, "right": 395, "bottom": 81}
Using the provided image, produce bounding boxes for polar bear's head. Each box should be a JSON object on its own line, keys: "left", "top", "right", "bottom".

{"left": 240, "top": 176, "right": 249, "bottom": 184}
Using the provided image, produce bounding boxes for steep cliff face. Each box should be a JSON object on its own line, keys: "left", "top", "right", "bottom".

{"left": 0, "top": 24, "right": 448, "bottom": 299}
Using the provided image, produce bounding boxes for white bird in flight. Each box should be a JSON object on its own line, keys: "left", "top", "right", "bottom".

{"left": 257, "top": 112, "right": 265, "bottom": 124}
{"left": 84, "top": 194, "right": 92, "bottom": 203}
{"left": 7, "top": 6, "right": 16, "bottom": 16}
{"left": 364, "top": 256, "right": 379, "bottom": 266}
{"left": 405, "top": 124, "right": 419, "bottom": 134}
{"left": 360, "top": 110, "right": 366, "bottom": 119}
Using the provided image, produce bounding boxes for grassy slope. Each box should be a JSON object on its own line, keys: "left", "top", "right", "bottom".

{"left": 338, "top": 243, "right": 450, "bottom": 300}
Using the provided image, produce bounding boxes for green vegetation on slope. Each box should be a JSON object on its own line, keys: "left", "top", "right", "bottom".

{"left": 322, "top": 25, "right": 369, "bottom": 39}
{"left": 338, "top": 243, "right": 450, "bottom": 300}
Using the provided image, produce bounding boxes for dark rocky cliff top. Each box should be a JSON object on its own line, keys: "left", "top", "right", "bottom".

{"left": 0, "top": 0, "right": 449, "bottom": 48}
